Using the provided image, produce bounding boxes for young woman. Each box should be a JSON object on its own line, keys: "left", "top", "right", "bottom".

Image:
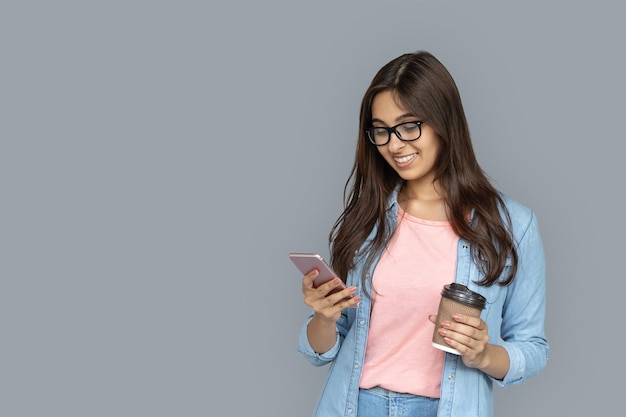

{"left": 297, "top": 51, "right": 548, "bottom": 417}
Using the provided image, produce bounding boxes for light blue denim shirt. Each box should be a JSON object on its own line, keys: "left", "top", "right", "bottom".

{"left": 297, "top": 188, "right": 548, "bottom": 417}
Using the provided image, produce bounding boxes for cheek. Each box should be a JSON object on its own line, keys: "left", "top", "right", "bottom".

{"left": 424, "top": 140, "right": 442, "bottom": 160}
{"left": 428, "top": 146, "right": 441, "bottom": 160}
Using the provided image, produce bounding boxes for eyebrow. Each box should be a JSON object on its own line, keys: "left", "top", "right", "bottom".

{"left": 371, "top": 113, "right": 416, "bottom": 125}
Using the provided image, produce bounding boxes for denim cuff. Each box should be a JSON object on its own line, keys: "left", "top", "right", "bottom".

{"left": 297, "top": 316, "right": 340, "bottom": 365}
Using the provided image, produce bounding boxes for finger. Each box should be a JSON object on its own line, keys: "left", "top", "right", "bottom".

{"left": 442, "top": 335, "right": 465, "bottom": 353}
{"left": 443, "top": 336, "right": 478, "bottom": 360}
{"left": 316, "top": 277, "right": 346, "bottom": 298}
{"left": 442, "top": 329, "right": 475, "bottom": 347}
{"left": 305, "top": 280, "right": 353, "bottom": 310}
{"left": 301, "top": 269, "right": 319, "bottom": 291}
{"left": 337, "top": 284, "right": 357, "bottom": 296}
{"left": 439, "top": 324, "right": 489, "bottom": 350}
{"left": 438, "top": 325, "right": 473, "bottom": 350}
{"left": 338, "top": 293, "right": 361, "bottom": 309}
{"left": 428, "top": 315, "right": 437, "bottom": 324}
{"left": 452, "top": 314, "right": 485, "bottom": 330}
{"left": 442, "top": 321, "right": 487, "bottom": 342}
{"left": 307, "top": 289, "right": 359, "bottom": 316}
{"left": 325, "top": 285, "right": 358, "bottom": 305}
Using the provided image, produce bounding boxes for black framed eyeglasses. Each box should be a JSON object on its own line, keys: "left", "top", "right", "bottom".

{"left": 366, "top": 121, "right": 424, "bottom": 146}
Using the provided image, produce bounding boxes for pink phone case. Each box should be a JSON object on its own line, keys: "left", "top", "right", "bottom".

{"left": 288, "top": 252, "right": 347, "bottom": 294}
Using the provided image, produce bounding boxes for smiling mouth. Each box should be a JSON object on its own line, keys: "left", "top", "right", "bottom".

{"left": 394, "top": 153, "right": 417, "bottom": 163}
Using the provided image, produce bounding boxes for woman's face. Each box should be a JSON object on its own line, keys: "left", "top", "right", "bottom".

{"left": 371, "top": 90, "right": 441, "bottom": 189}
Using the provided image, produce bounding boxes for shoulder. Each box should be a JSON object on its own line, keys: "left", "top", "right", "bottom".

{"left": 497, "top": 192, "right": 539, "bottom": 240}
{"left": 498, "top": 192, "right": 533, "bottom": 219}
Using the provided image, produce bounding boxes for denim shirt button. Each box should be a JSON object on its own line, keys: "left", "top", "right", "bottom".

{"left": 347, "top": 408, "right": 353, "bottom": 414}
{"left": 359, "top": 320, "right": 365, "bottom": 325}
{"left": 448, "top": 374, "right": 454, "bottom": 380}
{"left": 354, "top": 363, "right": 360, "bottom": 369}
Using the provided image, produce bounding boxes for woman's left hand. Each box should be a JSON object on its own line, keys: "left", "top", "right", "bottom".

{"left": 429, "top": 314, "right": 490, "bottom": 369}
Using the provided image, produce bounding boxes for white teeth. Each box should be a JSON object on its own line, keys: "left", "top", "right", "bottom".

{"left": 395, "top": 154, "right": 416, "bottom": 163}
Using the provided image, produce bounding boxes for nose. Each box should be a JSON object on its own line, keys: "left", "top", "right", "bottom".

{"left": 387, "top": 131, "right": 406, "bottom": 152}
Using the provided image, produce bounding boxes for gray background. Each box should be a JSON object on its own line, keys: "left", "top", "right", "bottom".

{"left": 1, "top": 1, "right": 623, "bottom": 416}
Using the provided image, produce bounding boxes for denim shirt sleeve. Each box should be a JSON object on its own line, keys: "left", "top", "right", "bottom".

{"left": 297, "top": 310, "right": 352, "bottom": 366}
{"left": 297, "top": 314, "right": 340, "bottom": 366}
{"left": 495, "top": 211, "right": 549, "bottom": 386}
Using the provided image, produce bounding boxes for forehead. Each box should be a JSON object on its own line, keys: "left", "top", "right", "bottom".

{"left": 371, "top": 91, "right": 412, "bottom": 121}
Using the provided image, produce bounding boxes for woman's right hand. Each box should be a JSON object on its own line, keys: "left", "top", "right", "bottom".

{"left": 302, "top": 269, "right": 360, "bottom": 323}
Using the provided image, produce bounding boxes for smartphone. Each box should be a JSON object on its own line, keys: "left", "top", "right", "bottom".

{"left": 288, "top": 252, "right": 348, "bottom": 296}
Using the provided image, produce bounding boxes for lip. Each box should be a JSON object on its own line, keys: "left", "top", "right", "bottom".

{"left": 393, "top": 153, "right": 417, "bottom": 167}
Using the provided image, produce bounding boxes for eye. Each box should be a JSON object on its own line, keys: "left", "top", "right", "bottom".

{"left": 373, "top": 127, "right": 388, "bottom": 137}
{"left": 399, "top": 123, "right": 419, "bottom": 134}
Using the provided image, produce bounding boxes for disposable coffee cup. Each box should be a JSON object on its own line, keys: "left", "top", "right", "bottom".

{"left": 432, "top": 283, "right": 487, "bottom": 355}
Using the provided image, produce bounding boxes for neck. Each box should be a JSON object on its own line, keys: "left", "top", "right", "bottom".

{"left": 401, "top": 180, "right": 442, "bottom": 202}
{"left": 399, "top": 181, "right": 448, "bottom": 221}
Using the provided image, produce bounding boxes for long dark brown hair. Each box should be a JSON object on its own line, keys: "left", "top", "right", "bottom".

{"left": 329, "top": 51, "right": 518, "bottom": 290}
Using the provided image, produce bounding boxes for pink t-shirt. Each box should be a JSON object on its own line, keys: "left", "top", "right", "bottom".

{"left": 359, "top": 207, "right": 459, "bottom": 398}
